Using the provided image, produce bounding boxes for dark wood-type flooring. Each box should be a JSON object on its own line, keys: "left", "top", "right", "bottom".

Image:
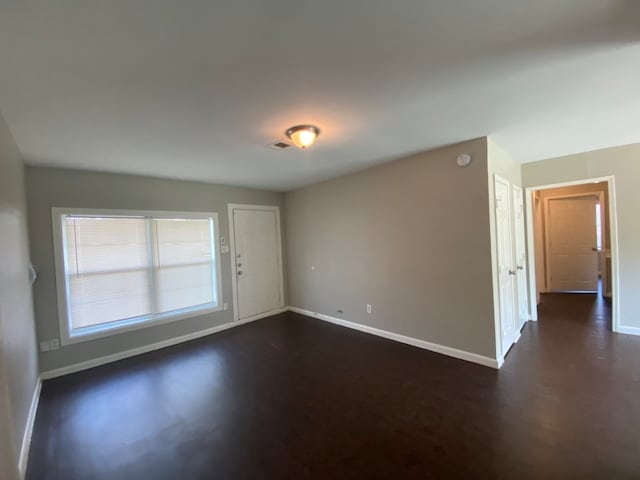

{"left": 27, "top": 293, "right": 640, "bottom": 479}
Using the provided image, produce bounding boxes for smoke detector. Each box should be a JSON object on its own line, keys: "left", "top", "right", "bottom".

{"left": 456, "top": 154, "right": 472, "bottom": 167}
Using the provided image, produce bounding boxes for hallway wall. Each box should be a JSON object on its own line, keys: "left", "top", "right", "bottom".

{"left": 0, "top": 111, "right": 39, "bottom": 479}
{"left": 522, "top": 142, "right": 640, "bottom": 333}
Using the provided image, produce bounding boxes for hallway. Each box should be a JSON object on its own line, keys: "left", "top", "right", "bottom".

{"left": 27, "top": 294, "right": 640, "bottom": 479}
{"left": 498, "top": 291, "right": 639, "bottom": 477}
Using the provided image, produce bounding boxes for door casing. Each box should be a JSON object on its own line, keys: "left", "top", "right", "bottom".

{"left": 524, "top": 176, "right": 620, "bottom": 333}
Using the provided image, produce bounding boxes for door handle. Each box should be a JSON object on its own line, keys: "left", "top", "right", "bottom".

{"left": 592, "top": 247, "right": 599, "bottom": 252}
{"left": 517, "top": 266, "right": 524, "bottom": 270}
{"left": 508, "top": 270, "right": 517, "bottom": 276}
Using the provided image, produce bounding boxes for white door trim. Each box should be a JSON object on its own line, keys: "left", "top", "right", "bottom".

{"left": 543, "top": 191, "right": 604, "bottom": 293}
{"left": 227, "top": 204, "right": 285, "bottom": 322}
{"left": 524, "top": 176, "right": 620, "bottom": 332}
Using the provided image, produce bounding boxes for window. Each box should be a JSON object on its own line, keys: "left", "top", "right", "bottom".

{"left": 52, "top": 208, "right": 222, "bottom": 344}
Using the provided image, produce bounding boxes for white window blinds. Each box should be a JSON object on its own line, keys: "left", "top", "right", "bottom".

{"left": 59, "top": 212, "right": 219, "bottom": 338}
{"left": 154, "top": 219, "right": 215, "bottom": 313}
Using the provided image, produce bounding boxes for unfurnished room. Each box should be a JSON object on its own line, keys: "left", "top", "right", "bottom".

{"left": 1, "top": 1, "right": 640, "bottom": 479}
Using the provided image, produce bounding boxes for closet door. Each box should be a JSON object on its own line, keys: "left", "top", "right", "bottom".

{"left": 512, "top": 185, "right": 529, "bottom": 330}
{"left": 495, "top": 176, "right": 517, "bottom": 356}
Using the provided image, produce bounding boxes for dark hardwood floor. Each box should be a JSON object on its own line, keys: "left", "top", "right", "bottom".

{"left": 28, "top": 293, "right": 640, "bottom": 479}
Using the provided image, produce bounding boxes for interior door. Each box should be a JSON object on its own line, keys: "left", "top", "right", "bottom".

{"left": 231, "top": 207, "right": 283, "bottom": 320}
{"left": 547, "top": 196, "right": 598, "bottom": 292}
{"left": 512, "top": 185, "right": 529, "bottom": 330}
{"left": 495, "top": 176, "right": 517, "bottom": 356}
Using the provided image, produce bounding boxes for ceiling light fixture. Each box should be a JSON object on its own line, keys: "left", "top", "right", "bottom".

{"left": 286, "top": 125, "right": 320, "bottom": 149}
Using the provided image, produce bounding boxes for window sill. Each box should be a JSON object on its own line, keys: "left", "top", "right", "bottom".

{"left": 60, "top": 304, "right": 224, "bottom": 346}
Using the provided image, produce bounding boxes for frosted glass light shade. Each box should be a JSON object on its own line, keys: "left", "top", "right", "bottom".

{"left": 286, "top": 125, "right": 320, "bottom": 149}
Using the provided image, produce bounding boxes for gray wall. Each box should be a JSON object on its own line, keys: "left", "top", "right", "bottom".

{"left": 522, "top": 143, "right": 640, "bottom": 331}
{"left": 285, "top": 138, "right": 498, "bottom": 359}
{"left": 26, "top": 167, "right": 284, "bottom": 373}
{"left": 0, "top": 113, "right": 39, "bottom": 479}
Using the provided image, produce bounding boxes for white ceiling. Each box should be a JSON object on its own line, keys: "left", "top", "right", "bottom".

{"left": 0, "top": 1, "right": 639, "bottom": 191}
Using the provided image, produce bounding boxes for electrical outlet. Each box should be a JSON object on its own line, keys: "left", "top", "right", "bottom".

{"left": 366, "top": 304, "right": 372, "bottom": 314}
{"left": 221, "top": 245, "right": 229, "bottom": 254}
{"left": 39, "top": 341, "right": 50, "bottom": 352}
{"left": 50, "top": 339, "right": 60, "bottom": 350}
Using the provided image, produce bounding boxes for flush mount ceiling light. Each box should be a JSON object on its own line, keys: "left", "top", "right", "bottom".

{"left": 286, "top": 125, "right": 320, "bottom": 149}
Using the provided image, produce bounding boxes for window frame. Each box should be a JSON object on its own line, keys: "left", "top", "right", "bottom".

{"left": 52, "top": 207, "right": 223, "bottom": 346}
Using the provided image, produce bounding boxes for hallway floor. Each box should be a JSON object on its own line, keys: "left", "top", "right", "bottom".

{"left": 28, "top": 294, "right": 640, "bottom": 479}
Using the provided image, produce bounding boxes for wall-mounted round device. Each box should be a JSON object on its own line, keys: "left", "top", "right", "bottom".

{"left": 456, "top": 154, "right": 472, "bottom": 167}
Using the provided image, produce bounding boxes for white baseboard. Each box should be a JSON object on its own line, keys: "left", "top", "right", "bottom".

{"left": 237, "top": 307, "right": 288, "bottom": 324}
{"left": 18, "top": 378, "right": 42, "bottom": 478}
{"left": 41, "top": 308, "right": 287, "bottom": 380}
{"left": 617, "top": 325, "right": 640, "bottom": 336}
{"left": 288, "top": 307, "right": 501, "bottom": 369}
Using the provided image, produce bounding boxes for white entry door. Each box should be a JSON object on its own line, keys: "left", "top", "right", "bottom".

{"left": 512, "top": 185, "right": 529, "bottom": 330}
{"left": 229, "top": 206, "right": 283, "bottom": 320}
{"left": 547, "top": 196, "right": 599, "bottom": 292}
{"left": 495, "top": 176, "right": 517, "bottom": 356}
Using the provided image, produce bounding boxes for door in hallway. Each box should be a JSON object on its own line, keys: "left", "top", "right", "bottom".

{"left": 547, "top": 196, "right": 599, "bottom": 292}
{"left": 230, "top": 206, "right": 284, "bottom": 320}
{"left": 495, "top": 176, "right": 517, "bottom": 356}
{"left": 512, "top": 185, "right": 529, "bottom": 330}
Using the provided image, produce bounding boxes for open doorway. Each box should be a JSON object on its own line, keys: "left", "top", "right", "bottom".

{"left": 525, "top": 177, "right": 619, "bottom": 331}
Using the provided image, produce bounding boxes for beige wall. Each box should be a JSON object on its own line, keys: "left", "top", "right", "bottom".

{"left": 522, "top": 143, "right": 640, "bottom": 331}
{"left": 0, "top": 113, "right": 39, "bottom": 479}
{"left": 488, "top": 139, "right": 522, "bottom": 187}
{"left": 25, "top": 167, "right": 285, "bottom": 373}
{"left": 285, "top": 138, "right": 498, "bottom": 359}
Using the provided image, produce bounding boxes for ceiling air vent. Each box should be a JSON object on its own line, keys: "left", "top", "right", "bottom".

{"left": 266, "top": 140, "right": 293, "bottom": 150}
